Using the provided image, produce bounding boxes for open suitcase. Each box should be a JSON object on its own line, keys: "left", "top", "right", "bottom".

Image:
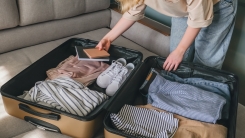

{"left": 104, "top": 56, "right": 239, "bottom": 138}
{"left": 0, "top": 38, "right": 143, "bottom": 138}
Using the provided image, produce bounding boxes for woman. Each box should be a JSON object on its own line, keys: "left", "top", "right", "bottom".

{"left": 96, "top": 0, "right": 237, "bottom": 71}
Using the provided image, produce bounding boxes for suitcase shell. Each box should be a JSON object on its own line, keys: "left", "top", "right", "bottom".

{"left": 103, "top": 56, "right": 239, "bottom": 138}
{"left": 0, "top": 38, "right": 143, "bottom": 138}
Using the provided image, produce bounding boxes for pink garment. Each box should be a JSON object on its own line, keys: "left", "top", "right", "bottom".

{"left": 47, "top": 55, "right": 109, "bottom": 86}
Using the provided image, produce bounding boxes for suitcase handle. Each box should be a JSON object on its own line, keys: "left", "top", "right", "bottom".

{"left": 29, "top": 120, "right": 59, "bottom": 132}
{"left": 19, "top": 103, "right": 60, "bottom": 121}
{"left": 24, "top": 116, "right": 61, "bottom": 133}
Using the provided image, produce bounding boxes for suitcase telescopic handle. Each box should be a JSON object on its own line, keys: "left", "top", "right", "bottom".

{"left": 19, "top": 103, "right": 60, "bottom": 121}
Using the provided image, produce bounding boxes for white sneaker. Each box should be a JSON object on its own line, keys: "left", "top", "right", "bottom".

{"left": 106, "top": 63, "right": 135, "bottom": 96}
{"left": 96, "top": 58, "right": 127, "bottom": 88}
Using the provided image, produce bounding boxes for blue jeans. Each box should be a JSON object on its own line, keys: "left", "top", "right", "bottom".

{"left": 170, "top": 0, "right": 237, "bottom": 69}
{"left": 158, "top": 69, "right": 230, "bottom": 119}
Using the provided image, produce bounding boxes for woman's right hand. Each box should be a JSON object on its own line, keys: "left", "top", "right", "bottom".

{"left": 96, "top": 39, "right": 111, "bottom": 51}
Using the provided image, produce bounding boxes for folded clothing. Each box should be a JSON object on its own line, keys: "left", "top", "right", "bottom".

{"left": 19, "top": 77, "right": 109, "bottom": 116}
{"left": 159, "top": 69, "right": 231, "bottom": 119}
{"left": 148, "top": 74, "right": 226, "bottom": 123}
{"left": 46, "top": 55, "right": 109, "bottom": 86}
{"left": 110, "top": 104, "right": 178, "bottom": 138}
{"left": 140, "top": 68, "right": 230, "bottom": 119}
{"left": 139, "top": 104, "right": 227, "bottom": 138}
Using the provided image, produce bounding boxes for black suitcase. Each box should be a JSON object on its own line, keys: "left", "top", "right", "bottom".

{"left": 0, "top": 38, "right": 143, "bottom": 138}
{"left": 104, "top": 56, "right": 239, "bottom": 138}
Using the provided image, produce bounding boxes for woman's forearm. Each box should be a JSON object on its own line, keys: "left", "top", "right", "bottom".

{"left": 102, "top": 17, "right": 136, "bottom": 42}
{"left": 176, "top": 26, "right": 201, "bottom": 54}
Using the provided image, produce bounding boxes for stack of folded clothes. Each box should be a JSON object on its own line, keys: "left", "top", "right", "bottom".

{"left": 110, "top": 67, "right": 230, "bottom": 138}
{"left": 18, "top": 55, "right": 136, "bottom": 116}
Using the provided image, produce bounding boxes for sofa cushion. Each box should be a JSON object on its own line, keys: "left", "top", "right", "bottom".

{"left": 18, "top": 0, "right": 110, "bottom": 26}
{"left": 0, "top": 0, "right": 19, "bottom": 30}
{"left": 0, "top": 10, "right": 110, "bottom": 54}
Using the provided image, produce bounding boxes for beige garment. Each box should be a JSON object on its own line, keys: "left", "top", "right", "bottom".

{"left": 138, "top": 104, "right": 227, "bottom": 138}
{"left": 123, "top": 0, "right": 220, "bottom": 28}
{"left": 46, "top": 55, "right": 109, "bottom": 86}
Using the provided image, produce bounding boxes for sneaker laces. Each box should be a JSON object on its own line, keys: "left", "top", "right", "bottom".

{"left": 112, "top": 67, "right": 128, "bottom": 83}
{"left": 106, "top": 62, "right": 123, "bottom": 77}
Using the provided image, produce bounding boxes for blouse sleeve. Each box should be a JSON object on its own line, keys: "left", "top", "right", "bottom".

{"left": 187, "top": 0, "right": 214, "bottom": 28}
{"left": 122, "top": 3, "right": 146, "bottom": 21}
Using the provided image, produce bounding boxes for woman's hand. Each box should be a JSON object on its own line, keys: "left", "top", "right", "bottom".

{"left": 163, "top": 48, "right": 185, "bottom": 71}
{"left": 163, "top": 26, "right": 201, "bottom": 71}
{"left": 96, "top": 39, "right": 111, "bottom": 51}
{"left": 96, "top": 18, "right": 135, "bottom": 51}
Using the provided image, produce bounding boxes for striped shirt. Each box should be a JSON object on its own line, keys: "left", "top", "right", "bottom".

{"left": 28, "top": 77, "right": 108, "bottom": 116}
{"left": 110, "top": 105, "right": 179, "bottom": 138}
{"left": 148, "top": 74, "right": 226, "bottom": 123}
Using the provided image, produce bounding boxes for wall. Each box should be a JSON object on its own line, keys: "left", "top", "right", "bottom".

{"left": 111, "top": 0, "right": 245, "bottom": 105}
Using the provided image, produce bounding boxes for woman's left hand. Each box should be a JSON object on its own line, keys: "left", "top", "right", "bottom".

{"left": 163, "top": 48, "right": 185, "bottom": 71}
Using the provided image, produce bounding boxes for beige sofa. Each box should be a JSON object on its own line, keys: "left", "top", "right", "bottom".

{"left": 0, "top": 0, "right": 244, "bottom": 138}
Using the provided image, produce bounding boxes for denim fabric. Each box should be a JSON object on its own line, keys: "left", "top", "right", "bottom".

{"left": 157, "top": 69, "right": 230, "bottom": 119}
{"left": 170, "top": 0, "right": 237, "bottom": 69}
{"left": 148, "top": 74, "right": 226, "bottom": 123}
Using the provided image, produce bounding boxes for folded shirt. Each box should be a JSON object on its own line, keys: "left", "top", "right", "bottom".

{"left": 139, "top": 104, "right": 227, "bottom": 138}
{"left": 148, "top": 74, "right": 226, "bottom": 123}
{"left": 110, "top": 104, "right": 178, "bottom": 138}
{"left": 158, "top": 69, "right": 231, "bottom": 119}
{"left": 19, "top": 77, "right": 108, "bottom": 116}
{"left": 46, "top": 55, "right": 109, "bottom": 86}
